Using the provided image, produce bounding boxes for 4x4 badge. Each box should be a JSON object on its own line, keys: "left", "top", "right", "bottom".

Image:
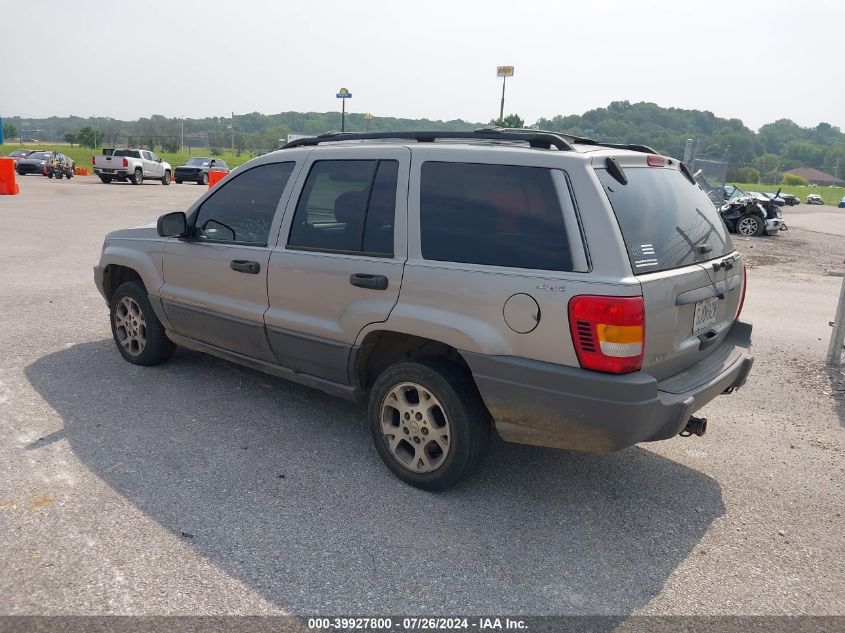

{"left": 536, "top": 284, "right": 566, "bottom": 292}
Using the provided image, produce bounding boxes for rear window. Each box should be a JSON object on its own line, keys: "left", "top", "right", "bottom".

{"left": 113, "top": 150, "right": 140, "bottom": 159}
{"left": 596, "top": 167, "right": 734, "bottom": 273}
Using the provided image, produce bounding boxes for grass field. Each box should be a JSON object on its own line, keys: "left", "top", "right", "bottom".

{"left": 1, "top": 143, "right": 257, "bottom": 171}
{"left": 729, "top": 182, "right": 845, "bottom": 206}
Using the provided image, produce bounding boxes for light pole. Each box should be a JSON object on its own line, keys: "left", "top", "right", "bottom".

{"left": 496, "top": 66, "right": 514, "bottom": 124}
{"left": 336, "top": 88, "right": 352, "bottom": 133}
{"left": 364, "top": 112, "right": 373, "bottom": 132}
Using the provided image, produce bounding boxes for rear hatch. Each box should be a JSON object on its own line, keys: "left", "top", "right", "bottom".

{"left": 595, "top": 159, "right": 744, "bottom": 383}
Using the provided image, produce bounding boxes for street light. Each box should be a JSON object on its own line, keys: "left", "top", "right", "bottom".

{"left": 336, "top": 88, "right": 352, "bottom": 133}
{"left": 496, "top": 66, "right": 514, "bottom": 123}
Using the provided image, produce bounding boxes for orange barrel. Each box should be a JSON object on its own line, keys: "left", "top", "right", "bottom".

{"left": 208, "top": 170, "right": 227, "bottom": 188}
{"left": 0, "top": 157, "right": 19, "bottom": 195}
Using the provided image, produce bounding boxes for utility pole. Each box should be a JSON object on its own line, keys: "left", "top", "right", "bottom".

{"left": 834, "top": 157, "right": 840, "bottom": 187}
{"left": 180, "top": 117, "right": 184, "bottom": 154}
{"left": 230, "top": 112, "right": 235, "bottom": 153}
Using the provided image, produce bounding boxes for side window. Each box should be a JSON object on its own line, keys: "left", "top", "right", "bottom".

{"left": 192, "top": 162, "right": 295, "bottom": 245}
{"left": 219, "top": 160, "right": 229, "bottom": 170}
{"left": 420, "top": 162, "right": 573, "bottom": 271}
{"left": 287, "top": 159, "right": 397, "bottom": 255}
{"left": 149, "top": 151, "right": 160, "bottom": 162}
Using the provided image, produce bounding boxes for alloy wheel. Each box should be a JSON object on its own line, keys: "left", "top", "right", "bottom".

{"left": 114, "top": 296, "right": 147, "bottom": 357}
{"left": 380, "top": 382, "right": 451, "bottom": 473}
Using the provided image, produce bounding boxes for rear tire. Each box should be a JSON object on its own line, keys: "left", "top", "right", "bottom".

{"left": 47, "top": 172, "right": 54, "bottom": 179}
{"left": 55, "top": 172, "right": 64, "bottom": 180}
{"left": 131, "top": 168, "right": 143, "bottom": 185}
{"left": 161, "top": 170, "right": 171, "bottom": 185}
{"left": 109, "top": 281, "right": 175, "bottom": 366}
{"left": 175, "top": 179, "right": 182, "bottom": 184}
{"left": 368, "top": 358, "right": 491, "bottom": 491}
{"left": 99, "top": 175, "right": 113, "bottom": 184}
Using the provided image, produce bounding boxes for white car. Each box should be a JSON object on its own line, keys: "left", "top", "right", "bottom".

{"left": 806, "top": 194, "right": 824, "bottom": 205}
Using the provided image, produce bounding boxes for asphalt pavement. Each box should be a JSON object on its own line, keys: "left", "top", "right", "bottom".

{"left": 0, "top": 175, "right": 843, "bottom": 617}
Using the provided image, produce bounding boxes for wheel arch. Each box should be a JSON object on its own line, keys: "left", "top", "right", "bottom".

{"left": 351, "top": 330, "right": 475, "bottom": 392}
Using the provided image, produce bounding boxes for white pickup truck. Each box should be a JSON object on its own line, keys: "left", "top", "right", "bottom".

{"left": 92, "top": 149, "right": 172, "bottom": 185}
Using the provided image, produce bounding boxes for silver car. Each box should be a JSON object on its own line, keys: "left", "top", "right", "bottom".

{"left": 94, "top": 130, "right": 753, "bottom": 490}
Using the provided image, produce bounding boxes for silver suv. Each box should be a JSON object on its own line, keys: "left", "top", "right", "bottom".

{"left": 94, "top": 130, "right": 753, "bottom": 490}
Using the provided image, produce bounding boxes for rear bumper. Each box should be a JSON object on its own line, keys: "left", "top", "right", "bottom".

{"left": 94, "top": 168, "right": 129, "bottom": 178}
{"left": 463, "top": 321, "right": 753, "bottom": 452}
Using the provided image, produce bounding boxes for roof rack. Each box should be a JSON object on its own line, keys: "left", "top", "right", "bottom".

{"left": 281, "top": 129, "right": 576, "bottom": 151}
{"left": 492, "top": 127, "right": 657, "bottom": 154}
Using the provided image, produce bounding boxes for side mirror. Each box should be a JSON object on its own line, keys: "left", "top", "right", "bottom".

{"left": 157, "top": 211, "right": 187, "bottom": 237}
{"left": 157, "top": 158, "right": 163, "bottom": 163}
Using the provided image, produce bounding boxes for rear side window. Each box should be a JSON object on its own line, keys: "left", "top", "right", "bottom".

{"left": 288, "top": 160, "right": 398, "bottom": 256}
{"left": 596, "top": 167, "right": 734, "bottom": 273}
{"left": 420, "top": 162, "right": 573, "bottom": 271}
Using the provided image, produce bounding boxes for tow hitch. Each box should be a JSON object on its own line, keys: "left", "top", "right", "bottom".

{"left": 680, "top": 415, "right": 707, "bottom": 437}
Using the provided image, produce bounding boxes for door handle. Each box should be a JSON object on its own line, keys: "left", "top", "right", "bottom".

{"left": 230, "top": 260, "right": 260, "bottom": 274}
{"left": 349, "top": 273, "right": 388, "bottom": 290}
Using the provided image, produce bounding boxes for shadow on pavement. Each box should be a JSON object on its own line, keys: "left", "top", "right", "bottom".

{"left": 25, "top": 340, "right": 724, "bottom": 615}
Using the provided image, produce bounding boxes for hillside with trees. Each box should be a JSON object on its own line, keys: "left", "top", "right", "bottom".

{"left": 4, "top": 102, "right": 844, "bottom": 183}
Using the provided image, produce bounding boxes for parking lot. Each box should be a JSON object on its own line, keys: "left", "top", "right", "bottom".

{"left": 1, "top": 175, "right": 843, "bottom": 617}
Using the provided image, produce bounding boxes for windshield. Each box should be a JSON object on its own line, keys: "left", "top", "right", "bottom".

{"left": 597, "top": 166, "right": 734, "bottom": 273}
{"left": 113, "top": 150, "right": 141, "bottom": 158}
{"left": 186, "top": 158, "right": 211, "bottom": 166}
{"left": 27, "top": 152, "right": 50, "bottom": 160}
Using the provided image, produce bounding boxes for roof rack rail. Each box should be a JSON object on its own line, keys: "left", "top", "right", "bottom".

{"left": 281, "top": 129, "right": 576, "bottom": 151}
{"left": 492, "top": 127, "right": 657, "bottom": 154}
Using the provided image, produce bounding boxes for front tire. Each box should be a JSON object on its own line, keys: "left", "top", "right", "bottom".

{"left": 55, "top": 172, "right": 64, "bottom": 180}
{"left": 109, "top": 281, "right": 175, "bottom": 366}
{"left": 131, "top": 168, "right": 143, "bottom": 185}
{"left": 200, "top": 172, "right": 209, "bottom": 185}
{"left": 368, "top": 358, "right": 491, "bottom": 491}
{"left": 161, "top": 170, "right": 171, "bottom": 185}
{"left": 736, "top": 214, "right": 763, "bottom": 236}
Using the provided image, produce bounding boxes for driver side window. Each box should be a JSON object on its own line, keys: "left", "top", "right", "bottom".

{"left": 192, "top": 162, "right": 295, "bottom": 245}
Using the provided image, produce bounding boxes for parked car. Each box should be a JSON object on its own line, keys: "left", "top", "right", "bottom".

{"left": 806, "top": 194, "right": 824, "bottom": 205}
{"left": 839, "top": 197, "right": 845, "bottom": 209}
{"left": 16, "top": 151, "right": 56, "bottom": 176}
{"left": 92, "top": 149, "right": 172, "bottom": 185}
{"left": 7, "top": 149, "right": 33, "bottom": 167}
{"left": 777, "top": 192, "right": 799, "bottom": 206}
{"left": 174, "top": 157, "right": 229, "bottom": 185}
{"left": 94, "top": 130, "right": 752, "bottom": 490}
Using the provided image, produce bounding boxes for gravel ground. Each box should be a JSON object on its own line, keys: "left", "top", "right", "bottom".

{"left": 0, "top": 176, "right": 842, "bottom": 617}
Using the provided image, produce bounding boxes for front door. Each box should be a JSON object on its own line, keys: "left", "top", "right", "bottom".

{"left": 160, "top": 160, "right": 298, "bottom": 362}
{"left": 265, "top": 147, "right": 410, "bottom": 384}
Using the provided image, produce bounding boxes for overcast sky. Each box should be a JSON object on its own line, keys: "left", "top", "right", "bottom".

{"left": 1, "top": 0, "right": 843, "bottom": 130}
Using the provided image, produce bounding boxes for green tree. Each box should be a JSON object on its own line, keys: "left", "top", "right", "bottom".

{"left": 489, "top": 113, "right": 525, "bottom": 128}
{"left": 3, "top": 122, "right": 17, "bottom": 140}
{"left": 76, "top": 126, "right": 100, "bottom": 148}
{"left": 782, "top": 174, "right": 809, "bottom": 186}
{"left": 63, "top": 133, "right": 77, "bottom": 147}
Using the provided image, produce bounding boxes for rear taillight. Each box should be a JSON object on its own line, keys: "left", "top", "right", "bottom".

{"left": 736, "top": 265, "right": 747, "bottom": 319}
{"left": 568, "top": 295, "right": 645, "bottom": 374}
{"left": 91, "top": 156, "right": 95, "bottom": 165}
{"left": 122, "top": 157, "right": 129, "bottom": 168}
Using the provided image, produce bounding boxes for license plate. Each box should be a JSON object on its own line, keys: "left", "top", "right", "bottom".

{"left": 692, "top": 296, "right": 719, "bottom": 333}
{"left": 103, "top": 169, "right": 113, "bottom": 173}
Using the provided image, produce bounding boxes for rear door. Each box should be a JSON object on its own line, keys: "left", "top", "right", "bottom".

{"left": 595, "top": 162, "right": 744, "bottom": 381}
{"left": 265, "top": 146, "right": 409, "bottom": 384}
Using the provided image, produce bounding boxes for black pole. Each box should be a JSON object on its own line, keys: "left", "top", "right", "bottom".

{"left": 341, "top": 100, "right": 346, "bottom": 133}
